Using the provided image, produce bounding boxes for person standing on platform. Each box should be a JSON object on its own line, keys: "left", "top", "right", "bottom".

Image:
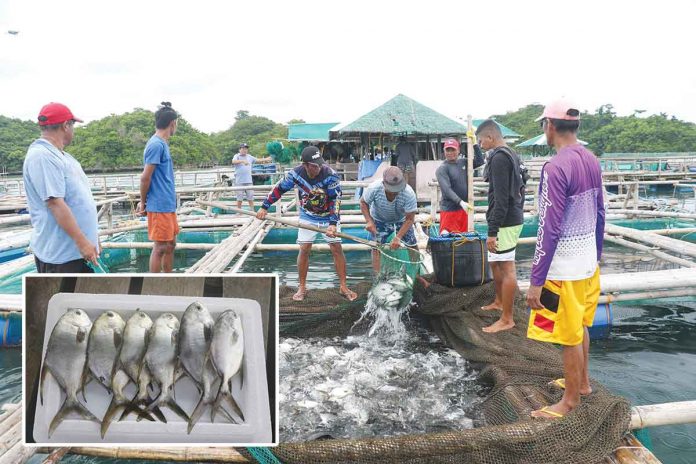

{"left": 435, "top": 137, "right": 484, "bottom": 234}
{"left": 136, "top": 102, "right": 179, "bottom": 273}
{"left": 23, "top": 102, "right": 99, "bottom": 273}
{"left": 395, "top": 136, "right": 417, "bottom": 191}
{"left": 526, "top": 100, "right": 605, "bottom": 419}
{"left": 231, "top": 143, "right": 272, "bottom": 211}
{"left": 477, "top": 119, "right": 525, "bottom": 333}
{"left": 256, "top": 146, "right": 357, "bottom": 302}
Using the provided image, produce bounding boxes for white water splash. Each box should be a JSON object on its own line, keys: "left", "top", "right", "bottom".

{"left": 279, "top": 332, "right": 482, "bottom": 442}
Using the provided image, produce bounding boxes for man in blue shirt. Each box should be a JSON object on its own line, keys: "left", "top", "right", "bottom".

{"left": 136, "top": 102, "right": 179, "bottom": 272}
{"left": 23, "top": 102, "right": 99, "bottom": 273}
{"left": 232, "top": 143, "right": 271, "bottom": 211}
{"left": 256, "top": 146, "right": 357, "bottom": 302}
{"left": 360, "top": 166, "right": 419, "bottom": 273}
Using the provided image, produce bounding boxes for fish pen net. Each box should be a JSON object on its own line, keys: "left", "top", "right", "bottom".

{"left": 274, "top": 279, "right": 631, "bottom": 464}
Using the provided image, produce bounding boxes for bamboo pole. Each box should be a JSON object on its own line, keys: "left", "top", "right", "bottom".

{"left": 186, "top": 220, "right": 266, "bottom": 273}
{"left": 605, "top": 223, "right": 696, "bottom": 258}
{"left": 631, "top": 400, "right": 696, "bottom": 429}
{"left": 35, "top": 447, "right": 247, "bottom": 462}
{"left": 467, "top": 116, "right": 474, "bottom": 232}
{"left": 227, "top": 222, "right": 274, "bottom": 273}
{"left": 519, "top": 268, "right": 696, "bottom": 293}
{"left": 603, "top": 235, "right": 696, "bottom": 268}
{"left": 198, "top": 201, "right": 379, "bottom": 248}
{"left": 101, "top": 242, "right": 216, "bottom": 250}
{"left": 42, "top": 447, "right": 71, "bottom": 463}
{"left": 600, "top": 288, "right": 696, "bottom": 304}
{"left": 607, "top": 209, "right": 696, "bottom": 220}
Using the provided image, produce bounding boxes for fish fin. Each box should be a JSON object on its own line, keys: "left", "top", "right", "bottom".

{"left": 76, "top": 327, "right": 87, "bottom": 344}
{"left": 224, "top": 391, "right": 245, "bottom": 422}
{"left": 211, "top": 383, "right": 223, "bottom": 423}
{"left": 80, "top": 366, "right": 93, "bottom": 403}
{"left": 49, "top": 397, "right": 99, "bottom": 438}
{"left": 204, "top": 322, "right": 213, "bottom": 344}
{"left": 100, "top": 397, "right": 123, "bottom": 439}
{"left": 180, "top": 364, "right": 202, "bottom": 395}
{"left": 239, "top": 364, "right": 244, "bottom": 391}
{"left": 187, "top": 395, "right": 208, "bottom": 434}
{"left": 171, "top": 329, "right": 178, "bottom": 347}
{"left": 40, "top": 363, "right": 50, "bottom": 406}
{"left": 113, "top": 328, "right": 123, "bottom": 350}
{"left": 151, "top": 405, "right": 166, "bottom": 423}
{"left": 167, "top": 395, "right": 190, "bottom": 423}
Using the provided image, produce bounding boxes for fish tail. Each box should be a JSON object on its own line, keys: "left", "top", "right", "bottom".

{"left": 211, "top": 382, "right": 244, "bottom": 424}
{"left": 166, "top": 396, "right": 190, "bottom": 423}
{"left": 187, "top": 395, "right": 208, "bottom": 434}
{"left": 100, "top": 397, "right": 122, "bottom": 439}
{"left": 49, "top": 396, "right": 98, "bottom": 438}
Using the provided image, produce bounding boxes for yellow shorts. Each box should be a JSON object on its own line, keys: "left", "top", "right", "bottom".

{"left": 527, "top": 267, "right": 600, "bottom": 346}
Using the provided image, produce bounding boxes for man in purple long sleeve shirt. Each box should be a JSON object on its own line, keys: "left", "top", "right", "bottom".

{"left": 526, "top": 100, "right": 605, "bottom": 420}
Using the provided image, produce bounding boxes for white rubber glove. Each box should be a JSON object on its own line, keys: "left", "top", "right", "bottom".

{"left": 460, "top": 200, "right": 473, "bottom": 212}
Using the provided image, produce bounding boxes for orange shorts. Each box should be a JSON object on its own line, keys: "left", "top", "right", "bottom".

{"left": 147, "top": 212, "right": 179, "bottom": 242}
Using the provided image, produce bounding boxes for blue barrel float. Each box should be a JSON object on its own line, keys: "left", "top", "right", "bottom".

{"left": 0, "top": 312, "right": 22, "bottom": 347}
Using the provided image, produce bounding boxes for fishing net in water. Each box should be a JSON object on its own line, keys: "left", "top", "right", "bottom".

{"left": 273, "top": 279, "right": 631, "bottom": 464}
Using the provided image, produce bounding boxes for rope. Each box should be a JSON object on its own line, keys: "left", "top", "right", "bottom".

{"left": 376, "top": 246, "right": 426, "bottom": 265}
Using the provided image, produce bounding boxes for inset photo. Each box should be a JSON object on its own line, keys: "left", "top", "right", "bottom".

{"left": 23, "top": 275, "right": 277, "bottom": 447}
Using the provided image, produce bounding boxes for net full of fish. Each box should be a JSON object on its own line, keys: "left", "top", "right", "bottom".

{"left": 33, "top": 293, "right": 272, "bottom": 444}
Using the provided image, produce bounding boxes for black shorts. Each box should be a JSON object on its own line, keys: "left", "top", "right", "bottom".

{"left": 34, "top": 257, "right": 94, "bottom": 274}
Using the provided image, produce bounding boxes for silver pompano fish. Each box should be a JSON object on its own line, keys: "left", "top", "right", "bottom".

{"left": 209, "top": 309, "right": 245, "bottom": 423}
{"left": 115, "top": 309, "right": 165, "bottom": 423}
{"left": 102, "top": 309, "right": 159, "bottom": 437}
{"left": 40, "top": 308, "right": 99, "bottom": 437}
{"left": 142, "top": 313, "right": 189, "bottom": 422}
{"left": 179, "top": 301, "right": 230, "bottom": 433}
{"left": 87, "top": 311, "right": 125, "bottom": 391}
{"left": 367, "top": 270, "right": 413, "bottom": 312}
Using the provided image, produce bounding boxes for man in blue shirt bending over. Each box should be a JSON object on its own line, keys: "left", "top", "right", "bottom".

{"left": 23, "top": 102, "right": 99, "bottom": 273}
{"left": 256, "top": 146, "right": 357, "bottom": 302}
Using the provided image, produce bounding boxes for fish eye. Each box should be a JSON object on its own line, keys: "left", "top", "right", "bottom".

{"left": 139, "top": 313, "right": 146, "bottom": 318}
{"left": 75, "top": 310, "right": 81, "bottom": 315}
{"left": 107, "top": 312, "right": 114, "bottom": 317}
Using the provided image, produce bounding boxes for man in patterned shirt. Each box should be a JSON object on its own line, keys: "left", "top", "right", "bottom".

{"left": 526, "top": 99, "right": 605, "bottom": 419}
{"left": 257, "top": 146, "right": 357, "bottom": 302}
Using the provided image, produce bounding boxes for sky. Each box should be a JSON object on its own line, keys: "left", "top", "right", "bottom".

{"left": 1, "top": 0, "right": 695, "bottom": 134}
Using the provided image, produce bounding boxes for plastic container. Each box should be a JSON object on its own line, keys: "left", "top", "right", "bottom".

{"left": 428, "top": 233, "right": 493, "bottom": 287}
{"left": 0, "top": 311, "right": 21, "bottom": 346}
{"left": 588, "top": 303, "right": 612, "bottom": 340}
{"left": 33, "top": 293, "right": 273, "bottom": 445}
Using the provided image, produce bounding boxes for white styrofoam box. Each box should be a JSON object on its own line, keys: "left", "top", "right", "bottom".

{"left": 33, "top": 293, "right": 273, "bottom": 445}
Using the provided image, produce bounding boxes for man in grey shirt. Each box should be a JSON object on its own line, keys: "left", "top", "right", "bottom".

{"left": 395, "top": 136, "right": 417, "bottom": 191}
{"left": 435, "top": 138, "right": 484, "bottom": 233}
{"left": 231, "top": 143, "right": 271, "bottom": 211}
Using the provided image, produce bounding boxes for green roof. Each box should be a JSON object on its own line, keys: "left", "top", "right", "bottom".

{"left": 472, "top": 119, "right": 521, "bottom": 138}
{"left": 287, "top": 122, "right": 340, "bottom": 142}
{"left": 335, "top": 94, "right": 467, "bottom": 135}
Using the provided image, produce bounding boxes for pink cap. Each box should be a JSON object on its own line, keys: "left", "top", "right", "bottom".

{"left": 443, "top": 138, "right": 460, "bottom": 150}
{"left": 535, "top": 99, "right": 580, "bottom": 121}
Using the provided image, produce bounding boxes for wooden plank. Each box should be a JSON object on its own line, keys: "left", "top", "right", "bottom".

{"left": 74, "top": 276, "right": 132, "bottom": 294}
{"left": 140, "top": 277, "right": 206, "bottom": 296}
{"left": 37, "top": 446, "right": 247, "bottom": 462}
{"left": 222, "top": 277, "right": 274, "bottom": 352}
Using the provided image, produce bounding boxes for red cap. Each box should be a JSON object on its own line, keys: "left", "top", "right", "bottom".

{"left": 443, "top": 138, "right": 460, "bottom": 150}
{"left": 37, "top": 103, "right": 83, "bottom": 126}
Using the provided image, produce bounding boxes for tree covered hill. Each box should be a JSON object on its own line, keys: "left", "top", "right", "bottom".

{"left": 1, "top": 104, "right": 696, "bottom": 173}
